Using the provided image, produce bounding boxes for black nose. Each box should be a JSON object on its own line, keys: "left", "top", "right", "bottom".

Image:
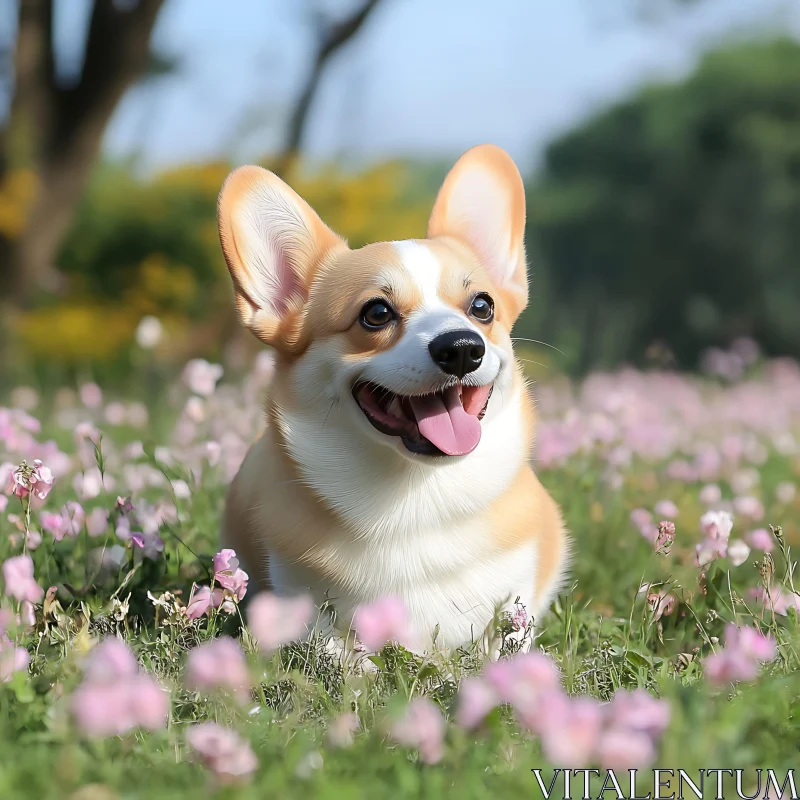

{"left": 428, "top": 329, "right": 485, "bottom": 378}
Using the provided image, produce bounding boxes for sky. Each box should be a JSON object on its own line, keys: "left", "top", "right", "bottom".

{"left": 47, "top": 0, "right": 800, "bottom": 174}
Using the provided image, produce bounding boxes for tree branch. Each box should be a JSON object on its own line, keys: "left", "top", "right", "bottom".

{"left": 51, "top": 0, "right": 165, "bottom": 161}
{"left": 274, "top": 0, "right": 383, "bottom": 176}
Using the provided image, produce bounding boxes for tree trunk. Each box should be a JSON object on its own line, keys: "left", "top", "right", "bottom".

{"left": 0, "top": 0, "right": 166, "bottom": 306}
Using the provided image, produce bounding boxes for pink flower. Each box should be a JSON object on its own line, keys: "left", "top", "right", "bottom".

{"left": 79, "top": 383, "right": 103, "bottom": 409}
{"left": 731, "top": 468, "right": 759, "bottom": 495}
{"left": 2, "top": 555, "right": 44, "bottom": 604}
{"left": 71, "top": 682, "right": 132, "bottom": 736}
{"left": 609, "top": 689, "right": 671, "bottom": 737}
{"left": 390, "top": 697, "right": 446, "bottom": 765}
{"left": 71, "top": 639, "right": 169, "bottom": 736}
{"left": 127, "top": 674, "right": 170, "bottom": 730}
{"left": 727, "top": 539, "right": 751, "bottom": 566}
{"left": 654, "top": 500, "right": 679, "bottom": 519}
{"left": 700, "top": 509, "right": 733, "bottom": 542}
{"left": 0, "top": 608, "right": 13, "bottom": 634}
{"left": 597, "top": 727, "right": 655, "bottom": 770}
{"left": 131, "top": 531, "right": 164, "bottom": 560}
{"left": 647, "top": 591, "right": 677, "bottom": 621}
{"left": 746, "top": 528, "right": 774, "bottom": 552}
{"left": 83, "top": 638, "right": 139, "bottom": 683}
{"left": 699, "top": 484, "right": 722, "bottom": 505}
{"left": 776, "top": 482, "right": 796, "bottom": 505}
{"left": 115, "top": 516, "right": 133, "bottom": 541}
{"left": 72, "top": 677, "right": 169, "bottom": 737}
{"left": 212, "top": 548, "right": 238, "bottom": 575}
{"left": 212, "top": 549, "right": 249, "bottom": 601}
{"left": 695, "top": 510, "right": 735, "bottom": 565}
{"left": 455, "top": 676, "right": 498, "bottom": 729}
{"left": 73, "top": 469, "right": 107, "bottom": 501}
{"left": 703, "top": 650, "right": 758, "bottom": 684}
{"left": 0, "top": 636, "right": 29, "bottom": 683}
{"left": 30, "top": 460, "right": 55, "bottom": 500}
{"left": 629, "top": 508, "right": 651, "bottom": 529}
{"left": 172, "top": 479, "right": 191, "bottom": 500}
{"left": 58, "top": 502, "right": 86, "bottom": 540}
{"left": 327, "top": 712, "right": 360, "bottom": 748}
{"left": 105, "top": 402, "right": 126, "bottom": 426}
{"left": 74, "top": 421, "right": 102, "bottom": 445}
{"left": 511, "top": 603, "right": 529, "bottom": 631}
{"left": 86, "top": 508, "right": 109, "bottom": 537}
{"left": 247, "top": 592, "right": 314, "bottom": 652}
{"left": 218, "top": 568, "right": 248, "bottom": 600}
{"left": 115, "top": 496, "right": 134, "bottom": 515}
{"left": 27, "top": 529, "right": 43, "bottom": 550}
{"left": 186, "top": 637, "right": 251, "bottom": 699}
{"left": 749, "top": 586, "right": 800, "bottom": 616}
{"left": 184, "top": 397, "right": 205, "bottom": 423}
{"left": 695, "top": 537, "right": 727, "bottom": 567}
{"left": 732, "top": 496, "right": 764, "bottom": 521}
{"left": 537, "top": 693, "right": 604, "bottom": 767}
{"left": 40, "top": 511, "right": 66, "bottom": 539}
{"left": 654, "top": 521, "right": 675, "bottom": 554}
{"left": 184, "top": 585, "right": 224, "bottom": 620}
{"left": 483, "top": 651, "right": 561, "bottom": 720}
{"left": 183, "top": 359, "right": 224, "bottom": 396}
{"left": 6, "top": 460, "right": 54, "bottom": 501}
{"left": 353, "top": 596, "right": 414, "bottom": 651}
{"left": 186, "top": 721, "right": 258, "bottom": 782}
{"left": 205, "top": 442, "right": 221, "bottom": 466}
{"left": 704, "top": 625, "right": 776, "bottom": 686}
{"left": 725, "top": 623, "right": 777, "bottom": 663}
{"left": 19, "top": 601, "right": 35, "bottom": 629}
{"left": 39, "top": 500, "right": 86, "bottom": 542}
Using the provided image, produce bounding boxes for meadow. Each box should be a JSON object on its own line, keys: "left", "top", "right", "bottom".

{"left": 1, "top": 338, "right": 799, "bottom": 800}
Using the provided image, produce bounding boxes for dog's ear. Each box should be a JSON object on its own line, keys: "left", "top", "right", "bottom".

{"left": 428, "top": 144, "right": 528, "bottom": 323}
{"left": 218, "top": 166, "right": 345, "bottom": 351}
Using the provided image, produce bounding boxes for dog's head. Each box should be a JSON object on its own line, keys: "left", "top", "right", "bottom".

{"left": 218, "top": 144, "right": 528, "bottom": 463}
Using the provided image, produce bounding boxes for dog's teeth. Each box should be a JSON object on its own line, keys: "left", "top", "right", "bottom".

{"left": 387, "top": 397, "right": 404, "bottom": 419}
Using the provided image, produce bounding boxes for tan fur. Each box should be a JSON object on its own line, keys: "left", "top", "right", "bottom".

{"left": 218, "top": 144, "right": 567, "bottom": 649}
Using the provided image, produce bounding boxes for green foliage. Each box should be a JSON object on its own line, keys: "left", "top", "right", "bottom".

{"left": 527, "top": 37, "right": 800, "bottom": 372}
{"left": 14, "top": 37, "right": 800, "bottom": 379}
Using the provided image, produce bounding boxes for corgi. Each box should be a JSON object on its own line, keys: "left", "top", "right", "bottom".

{"left": 217, "top": 144, "right": 568, "bottom": 654}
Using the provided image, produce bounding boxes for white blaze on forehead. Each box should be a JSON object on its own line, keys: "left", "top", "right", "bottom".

{"left": 391, "top": 240, "right": 446, "bottom": 311}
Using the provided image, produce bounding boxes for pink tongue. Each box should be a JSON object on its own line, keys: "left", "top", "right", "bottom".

{"left": 408, "top": 386, "right": 482, "bottom": 456}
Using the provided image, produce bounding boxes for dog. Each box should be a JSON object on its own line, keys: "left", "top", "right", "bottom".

{"left": 217, "top": 144, "right": 568, "bottom": 654}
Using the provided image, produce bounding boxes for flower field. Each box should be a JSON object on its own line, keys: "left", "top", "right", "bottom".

{"left": 1, "top": 343, "right": 800, "bottom": 799}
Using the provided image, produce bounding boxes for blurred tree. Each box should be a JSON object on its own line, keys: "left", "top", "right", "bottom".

{"left": 274, "top": 0, "right": 383, "bottom": 177}
{"left": 0, "top": 0, "right": 167, "bottom": 304}
{"left": 524, "top": 38, "right": 800, "bottom": 373}
{"left": 0, "top": 0, "right": 384, "bottom": 310}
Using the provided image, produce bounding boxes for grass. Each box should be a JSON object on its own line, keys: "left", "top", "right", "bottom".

{"left": 1, "top": 352, "right": 800, "bottom": 799}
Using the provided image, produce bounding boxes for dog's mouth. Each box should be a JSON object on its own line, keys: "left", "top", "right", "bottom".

{"left": 352, "top": 381, "right": 493, "bottom": 457}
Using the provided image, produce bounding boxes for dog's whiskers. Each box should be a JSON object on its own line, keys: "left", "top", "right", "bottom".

{"left": 510, "top": 337, "right": 565, "bottom": 357}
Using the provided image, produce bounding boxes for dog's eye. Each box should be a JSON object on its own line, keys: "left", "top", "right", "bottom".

{"left": 469, "top": 293, "right": 494, "bottom": 323}
{"left": 359, "top": 300, "right": 395, "bottom": 329}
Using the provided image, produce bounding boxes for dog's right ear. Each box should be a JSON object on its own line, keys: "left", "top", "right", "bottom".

{"left": 217, "top": 166, "right": 345, "bottom": 351}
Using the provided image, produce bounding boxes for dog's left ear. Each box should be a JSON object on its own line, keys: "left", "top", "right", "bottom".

{"left": 428, "top": 144, "right": 528, "bottom": 323}
{"left": 218, "top": 165, "right": 345, "bottom": 351}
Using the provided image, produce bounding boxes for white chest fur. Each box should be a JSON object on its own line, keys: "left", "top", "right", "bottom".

{"left": 253, "top": 378, "right": 535, "bottom": 649}
{"left": 268, "top": 521, "right": 537, "bottom": 650}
